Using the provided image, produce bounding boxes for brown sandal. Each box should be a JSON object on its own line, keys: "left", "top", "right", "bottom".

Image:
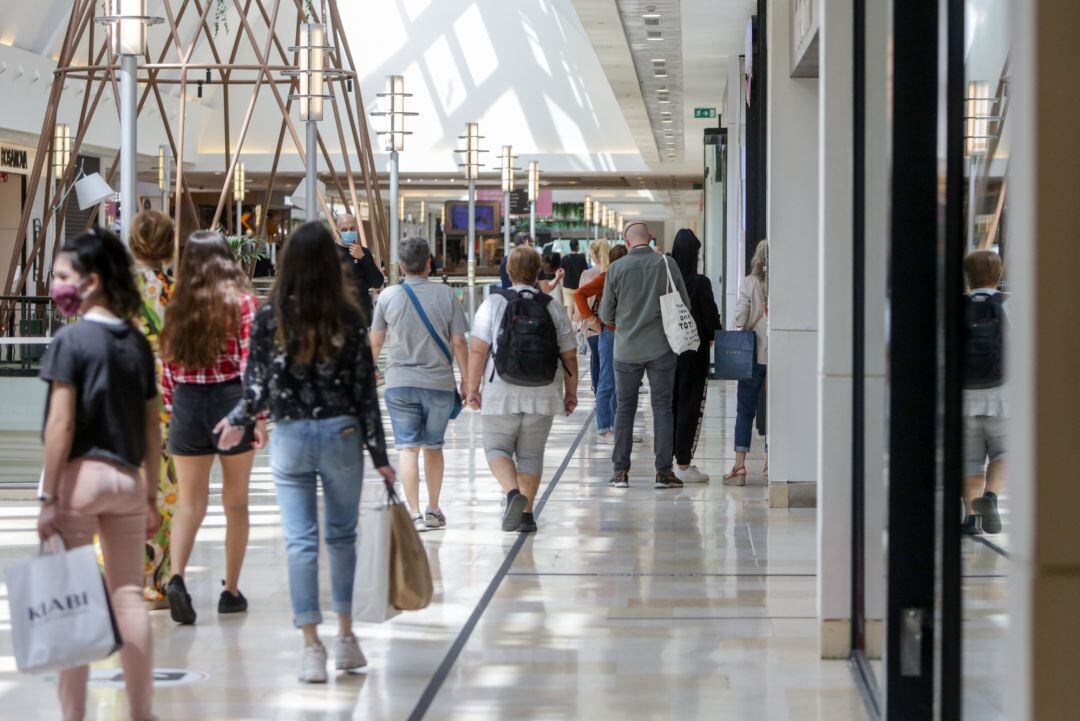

{"left": 723, "top": 467, "right": 747, "bottom": 486}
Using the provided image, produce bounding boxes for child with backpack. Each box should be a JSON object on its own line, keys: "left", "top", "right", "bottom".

{"left": 465, "top": 246, "right": 579, "bottom": 534}
{"left": 961, "top": 249, "right": 1009, "bottom": 535}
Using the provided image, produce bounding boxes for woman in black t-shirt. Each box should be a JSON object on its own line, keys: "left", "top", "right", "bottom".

{"left": 37, "top": 228, "right": 160, "bottom": 721}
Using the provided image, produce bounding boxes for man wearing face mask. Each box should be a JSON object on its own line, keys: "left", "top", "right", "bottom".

{"left": 336, "top": 213, "right": 386, "bottom": 324}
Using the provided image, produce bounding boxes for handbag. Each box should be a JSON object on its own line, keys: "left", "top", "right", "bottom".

{"left": 387, "top": 484, "right": 434, "bottom": 611}
{"left": 401, "top": 283, "right": 463, "bottom": 419}
{"left": 713, "top": 329, "right": 756, "bottom": 380}
{"left": 5, "top": 536, "right": 122, "bottom": 673}
{"left": 659, "top": 258, "right": 700, "bottom": 355}
{"left": 353, "top": 485, "right": 400, "bottom": 623}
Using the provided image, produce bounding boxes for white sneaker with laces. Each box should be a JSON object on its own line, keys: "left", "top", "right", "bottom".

{"left": 674, "top": 465, "right": 710, "bottom": 483}
{"left": 334, "top": 634, "right": 367, "bottom": 671}
{"left": 411, "top": 512, "right": 426, "bottom": 531}
{"left": 299, "top": 642, "right": 328, "bottom": 683}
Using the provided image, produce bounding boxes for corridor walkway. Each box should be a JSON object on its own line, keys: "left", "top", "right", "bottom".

{"left": 0, "top": 381, "right": 866, "bottom": 721}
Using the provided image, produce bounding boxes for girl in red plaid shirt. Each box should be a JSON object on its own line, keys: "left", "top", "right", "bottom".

{"left": 159, "top": 231, "right": 267, "bottom": 625}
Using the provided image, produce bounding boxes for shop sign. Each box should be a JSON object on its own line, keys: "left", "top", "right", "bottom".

{"left": 0, "top": 145, "right": 30, "bottom": 174}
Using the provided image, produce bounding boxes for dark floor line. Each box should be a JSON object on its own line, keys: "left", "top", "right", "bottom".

{"left": 405, "top": 410, "right": 595, "bottom": 721}
{"left": 605, "top": 615, "right": 817, "bottom": 621}
{"left": 505, "top": 571, "right": 816, "bottom": 578}
{"left": 967, "top": 534, "right": 1011, "bottom": 559}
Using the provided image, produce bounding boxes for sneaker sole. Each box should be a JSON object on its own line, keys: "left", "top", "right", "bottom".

{"left": 335, "top": 659, "right": 368, "bottom": 671}
{"left": 655, "top": 481, "right": 684, "bottom": 489}
{"left": 608, "top": 481, "right": 629, "bottom": 488}
{"left": 299, "top": 674, "right": 328, "bottom": 684}
{"left": 972, "top": 497, "right": 1001, "bottom": 534}
{"left": 167, "top": 588, "right": 197, "bottom": 625}
{"left": 218, "top": 602, "right": 248, "bottom": 614}
{"left": 502, "top": 493, "right": 528, "bottom": 532}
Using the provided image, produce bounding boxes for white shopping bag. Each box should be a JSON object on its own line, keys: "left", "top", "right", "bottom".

{"left": 5, "top": 537, "right": 122, "bottom": 673}
{"left": 352, "top": 493, "right": 400, "bottom": 624}
{"left": 659, "top": 258, "right": 700, "bottom": 355}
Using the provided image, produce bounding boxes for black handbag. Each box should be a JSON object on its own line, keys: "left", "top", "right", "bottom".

{"left": 713, "top": 330, "right": 756, "bottom": 380}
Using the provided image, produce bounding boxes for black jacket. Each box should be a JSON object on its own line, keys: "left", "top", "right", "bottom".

{"left": 684, "top": 272, "right": 722, "bottom": 354}
{"left": 338, "top": 244, "right": 385, "bottom": 323}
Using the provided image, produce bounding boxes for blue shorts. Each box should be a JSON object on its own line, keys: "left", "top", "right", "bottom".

{"left": 384, "top": 387, "right": 457, "bottom": 450}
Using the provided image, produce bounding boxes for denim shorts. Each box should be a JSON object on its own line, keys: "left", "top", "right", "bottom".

{"left": 963, "top": 414, "right": 1007, "bottom": 476}
{"left": 384, "top": 386, "right": 457, "bottom": 449}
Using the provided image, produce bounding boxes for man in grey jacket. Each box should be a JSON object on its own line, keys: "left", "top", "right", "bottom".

{"left": 600, "top": 222, "right": 692, "bottom": 489}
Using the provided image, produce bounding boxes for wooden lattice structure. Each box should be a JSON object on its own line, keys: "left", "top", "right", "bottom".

{"left": 2, "top": 0, "right": 389, "bottom": 309}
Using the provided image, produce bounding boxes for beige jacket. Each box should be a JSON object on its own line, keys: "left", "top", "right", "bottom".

{"left": 735, "top": 274, "right": 768, "bottom": 364}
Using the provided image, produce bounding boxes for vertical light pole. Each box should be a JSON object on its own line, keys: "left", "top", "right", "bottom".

{"left": 528, "top": 161, "right": 540, "bottom": 242}
{"left": 498, "top": 145, "right": 518, "bottom": 257}
{"left": 233, "top": 162, "right": 245, "bottom": 234}
{"left": 157, "top": 145, "right": 171, "bottom": 214}
{"left": 583, "top": 195, "right": 592, "bottom": 247}
{"left": 595, "top": 203, "right": 605, "bottom": 241}
{"left": 375, "top": 75, "right": 417, "bottom": 284}
{"left": 296, "top": 22, "right": 326, "bottom": 221}
{"left": 607, "top": 208, "right": 615, "bottom": 241}
{"left": 964, "top": 80, "right": 991, "bottom": 250}
{"left": 457, "top": 123, "right": 485, "bottom": 316}
{"left": 98, "top": 0, "right": 161, "bottom": 244}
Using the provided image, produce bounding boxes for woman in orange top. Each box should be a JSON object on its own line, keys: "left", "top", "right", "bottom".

{"left": 574, "top": 244, "right": 628, "bottom": 442}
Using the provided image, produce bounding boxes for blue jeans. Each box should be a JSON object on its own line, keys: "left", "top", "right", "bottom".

{"left": 613, "top": 351, "right": 676, "bottom": 472}
{"left": 595, "top": 328, "right": 616, "bottom": 434}
{"left": 735, "top": 364, "right": 768, "bottom": 452}
{"left": 384, "top": 386, "right": 456, "bottom": 449}
{"left": 271, "top": 415, "right": 364, "bottom": 627}
{"left": 588, "top": 334, "right": 600, "bottom": 393}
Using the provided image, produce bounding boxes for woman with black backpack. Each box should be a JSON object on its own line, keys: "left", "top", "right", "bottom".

{"left": 465, "top": 246, "right": 578, "bottom": 535}
{"left": 669, "top": 230, "right": 722, "bottom": 483}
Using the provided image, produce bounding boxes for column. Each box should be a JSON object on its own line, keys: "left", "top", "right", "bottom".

{"left": 766, "top": 0, "right": 820, "bottom": 509}
{"left": 1007, "top": 1, "right": 1080, "bottom": 718}
{"left": 724, "top": 57, "right": 745, "bottom": 329}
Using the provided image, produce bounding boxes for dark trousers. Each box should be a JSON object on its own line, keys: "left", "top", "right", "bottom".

{"left": 613, "top": 352, "right": 676, "bottom": 473}
{"left": 672, "top": 350, "right": 710, "bottom": 466}
{"left": 587, "top": 334, "right": 600, "bottom": 393}
{"left": 735, "top": 364, "right": 768, "bottom": 452}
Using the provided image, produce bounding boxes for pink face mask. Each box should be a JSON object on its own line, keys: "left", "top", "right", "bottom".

{"left": 50, "top": 281, "right": 86, "bottom": 318}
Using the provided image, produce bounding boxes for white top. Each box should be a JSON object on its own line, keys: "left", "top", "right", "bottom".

{"left": 471, "top": 284, "right": 576, "bottom": 416}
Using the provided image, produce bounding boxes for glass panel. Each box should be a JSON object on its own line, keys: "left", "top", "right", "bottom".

{"left": 962, "top": 1, "right": 1012, "bottom": 717}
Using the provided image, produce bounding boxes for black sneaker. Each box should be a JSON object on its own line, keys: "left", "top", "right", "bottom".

{"left": 960, "top": 514, "right": 981, "bottom": 536}
{"left": 218, "top": 586, "right": 248, "bottom": 615}
{"left": 972, "top": 493, "right": 1001, "bottom": 534}
{"left": 502, "top": 490, "right": 528, "bottom": 532}
{"left": 655, "top": 469, "right": 683, "bottom": 489}
{"left": 608, "top": 470, "right": 630, "bottom": 488}
{"left": 166, "top": 574, "right": 197, "bottom": 625}
{"left": 518, "top": 512, "right": 538, "bottom": 534}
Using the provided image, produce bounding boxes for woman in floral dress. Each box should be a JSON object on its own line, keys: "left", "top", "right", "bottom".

{"left": 130, "top": 209, "right": 178, "bottom": 604}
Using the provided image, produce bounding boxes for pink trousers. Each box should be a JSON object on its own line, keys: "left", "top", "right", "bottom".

{"left": 54, "top": 459, "right": 153, "bottom": 721}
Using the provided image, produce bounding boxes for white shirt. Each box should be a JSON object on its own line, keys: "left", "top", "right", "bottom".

{"left": 471, "top": 285, "right": 576, "bottom": 416}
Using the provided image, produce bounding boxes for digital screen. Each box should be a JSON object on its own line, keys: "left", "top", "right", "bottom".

{"left": 450, "top": 204, "right": 496, "bottom": 232}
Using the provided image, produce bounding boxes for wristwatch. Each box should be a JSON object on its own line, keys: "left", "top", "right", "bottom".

{"left": 38, "top": 491, "right": 54, "bottom": 505}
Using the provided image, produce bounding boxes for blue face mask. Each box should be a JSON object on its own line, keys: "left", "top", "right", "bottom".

{"left": 340, "top": 231, "right": 358, "bottom": 245}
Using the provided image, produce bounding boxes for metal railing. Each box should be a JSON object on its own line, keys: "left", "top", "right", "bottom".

{"left": 0, "top": 295, "right": 59, "bottom": 376}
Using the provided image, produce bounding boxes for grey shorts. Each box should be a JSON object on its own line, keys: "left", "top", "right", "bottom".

{"left": 482, "top": 413, "right": 555, "bottom": 476}
{"left": 963, "top": 414, "right": 1007, "bottom": 476}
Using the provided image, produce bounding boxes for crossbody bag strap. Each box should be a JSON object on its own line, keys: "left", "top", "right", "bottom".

{"left": 401, "top": 283, "right": 453, "bottom": 364}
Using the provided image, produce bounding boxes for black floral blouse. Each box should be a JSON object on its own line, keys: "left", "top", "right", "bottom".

{"left": 227, "top": 304, "right": 388, "bottom": 468}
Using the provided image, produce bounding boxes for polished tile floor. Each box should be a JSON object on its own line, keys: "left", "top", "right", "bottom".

{"left": 0, "top": 379, "right": 868, "bottom": 720}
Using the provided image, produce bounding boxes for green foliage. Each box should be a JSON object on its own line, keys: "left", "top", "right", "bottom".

{"left": 213, "top": 0, "right": 228, "bottom": 36}
{"left": 226, "top": 234, "right": 268, "bottom": 267}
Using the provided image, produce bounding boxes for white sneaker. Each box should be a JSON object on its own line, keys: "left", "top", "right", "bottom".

{"left": 633, "top": 433, "right": 645, "bottom": 443}
{"left": 598, "top": 432, "right": 614, "bottom": 445}
{"left": 334, "top": 634, "right": 367, "bottom": 671}
{"left": 411, "top": 512, "right": 426, "bottom": 531}
{"left": 299, "top": 642, "right": 328, "bottom": 683}
{"left": 674, "top": 465, "right": 710, "bottom": 483}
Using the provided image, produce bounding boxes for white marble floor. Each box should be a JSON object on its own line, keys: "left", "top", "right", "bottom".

{"left": 0, "top": 380, "right": 868, "bottom": 721}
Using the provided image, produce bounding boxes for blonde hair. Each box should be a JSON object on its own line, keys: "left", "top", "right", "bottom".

{"left": 506, "top": 245, "right": 542, "bottom": 285}
{"left": 589, "top": 239, "right": 611, "bottom": 272}
{"left": 964, "top": 249, "right": 1003, "bottom": 290}
{"left": 750, "top": 240, "right": 769, "bottom": 282}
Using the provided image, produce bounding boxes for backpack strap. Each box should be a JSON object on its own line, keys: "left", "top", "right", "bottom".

{"left": 400, "top": 283, "right": 453, "bottom": 365}
{"left": 492, "top": 287, "right": 520, "bottom": 302}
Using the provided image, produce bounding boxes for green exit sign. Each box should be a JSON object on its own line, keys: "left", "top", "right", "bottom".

{"left": 694, "top": 107, "right": 716, "bottom": 119}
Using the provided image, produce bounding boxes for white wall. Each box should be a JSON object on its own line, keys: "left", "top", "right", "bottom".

{"left": 766, "top": 0, "right": 820, "bottom": 505}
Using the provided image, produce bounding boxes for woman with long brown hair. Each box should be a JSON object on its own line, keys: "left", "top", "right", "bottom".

{"left": 160, "top": 231, "right": 266, "bottom": 625}
{"left": 216, "top": 222, "right": 393, "bottom": 683}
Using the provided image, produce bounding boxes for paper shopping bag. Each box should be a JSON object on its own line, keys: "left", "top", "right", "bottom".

{"left": 352, "top": 501, "right": 399, "bottom": 623}
{"left": 5, "top": 539, "right": 122, "bottom": 673}
{"left": 388, "top": 502, "right": 433, "bottom": 612}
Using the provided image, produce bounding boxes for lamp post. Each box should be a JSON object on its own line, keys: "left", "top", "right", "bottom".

{"left": 607, "top": 208, "right": 615, "bottom": 240}
{"left": 233, "top": 162, "right": 245, "bottom": 234}
{"left": 374, "top": 75, "right": 417, "bottom": 284}
{"left": 528, "top": 161, "right": 540, "bottom": 243}
{"left": 97, "top": 0, "right": 162, "bottom": 244}
{"left": 157, "top": 145, "right": 171, "bottom": 213}
{"left": 583, "top": 195, "right": 592, "bottom": 246}
{"left": 498, "top": 145, "right": 519, "bottom": 257}
{"left": 53, "top": 123, "right": 72, "bottom": 245}
{"left": 595, "top": 203, "right": 605, "bottom": 241}
{"left": 964, "top": 80, "right": 992, "bottom": 249}
{"left": 457, "top": 122, "right": 485, "bottom": 315}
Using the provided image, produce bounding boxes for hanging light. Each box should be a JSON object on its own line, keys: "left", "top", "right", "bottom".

{"left": 233, "top": 162, "right": 246, "bottom": 201}
{"left": 53, "top": 123, "right": 72, "bottom": 178}
{"left": 99, "top": 0, "right": 161, "bottom": 56}
{"left": 528, "top": 161, "right": 540, "bottom": 202}
{"left": 373, "top": 75, "right": 417, "bottom": 152}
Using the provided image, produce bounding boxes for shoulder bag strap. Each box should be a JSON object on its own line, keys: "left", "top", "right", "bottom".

{"left": 661, "top": 255, "right": 677, "bottom": 295}
{"left": 401, "top": 283, "right": 453, "bottom": 365}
